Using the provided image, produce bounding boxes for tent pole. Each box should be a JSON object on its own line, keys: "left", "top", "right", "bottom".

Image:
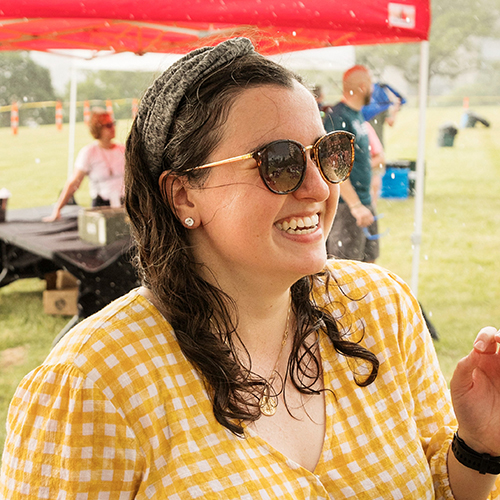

{"left": 67, "top": 61, "right": 78, "bottom": 178}
{"left": 411, "top": 40, "right": 430, "bottom": 296}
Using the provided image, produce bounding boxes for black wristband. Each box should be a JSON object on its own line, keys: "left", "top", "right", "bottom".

{"left": 451, "top": 432, "right": 500, "bottom": 475}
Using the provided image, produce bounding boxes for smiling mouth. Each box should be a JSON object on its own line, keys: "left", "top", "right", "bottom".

{"left": 275, "top": 214, "right": 320, "bottom": 234}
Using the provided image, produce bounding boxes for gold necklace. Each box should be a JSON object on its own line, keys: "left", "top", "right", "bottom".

{"left": 259, "top": 300, "right": 291, "bottom": 417}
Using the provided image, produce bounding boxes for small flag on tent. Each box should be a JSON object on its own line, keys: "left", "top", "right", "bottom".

{"left": 55, "top": 101, "right": 63, "bottom": 131}
{"left": 132, "top": 98, "right": 138, "bottom": 119}
{"left": 84, "top": 100, "right": 91, "bottom": 126}
{"left": 106, "top": 100, "right": 114, "bottom": 120}
{"left": 11, "top": 102, "right": 19, "bottom": 135}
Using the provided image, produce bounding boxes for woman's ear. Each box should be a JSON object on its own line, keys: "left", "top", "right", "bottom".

{"left": 159, "top": 171, "right": 200, "bottom": 228}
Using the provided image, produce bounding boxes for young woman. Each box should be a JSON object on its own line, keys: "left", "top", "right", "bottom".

{"left": 2, "top": 38, "right": 500, "bottom": 499}
{"left": 44, "top": 109, "right": 125, "bottom": 221}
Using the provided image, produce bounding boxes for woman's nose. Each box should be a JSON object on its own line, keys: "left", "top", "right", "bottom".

{"left": 293, "top": 155, "right": 330, "bottom": 201}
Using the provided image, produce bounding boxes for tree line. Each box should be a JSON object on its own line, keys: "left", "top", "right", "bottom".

{"left": 0, "top": 53, "right": 157, "bottom": 127}
{"left": 356, "top": 0, "right": 500, "bottom": 97}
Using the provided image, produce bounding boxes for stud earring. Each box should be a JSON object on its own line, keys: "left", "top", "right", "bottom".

{"left": 184, "top": 217, "right": 195, "bottom": 227}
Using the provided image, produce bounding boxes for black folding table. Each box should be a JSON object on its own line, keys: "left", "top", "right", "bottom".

{"left": 0, "top": 205, "right": 140, "bottom": 342}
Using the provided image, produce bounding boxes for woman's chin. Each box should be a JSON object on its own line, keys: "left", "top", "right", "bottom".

{"left": 289, "top": 251, "right": 328, "bottom": 280}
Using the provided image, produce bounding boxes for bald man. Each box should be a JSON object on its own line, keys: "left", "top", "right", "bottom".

{"left": 324, "top": 65, "right": 380, "bottom": 263}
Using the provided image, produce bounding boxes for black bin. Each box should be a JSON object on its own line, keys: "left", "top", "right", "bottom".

{"left": 437, "top": 123, "right": 458, "bottom": 147}
{"left": 466, "top": 111, "right": 490, "bottom": 128}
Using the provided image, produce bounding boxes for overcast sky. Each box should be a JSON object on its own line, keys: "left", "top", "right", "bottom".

{"left": 31, "top": 46, "right": 355, "bottom": 94}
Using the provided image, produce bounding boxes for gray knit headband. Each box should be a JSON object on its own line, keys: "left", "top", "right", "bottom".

{"left": 135, "top": 37, "right": 255, "bottom": 181}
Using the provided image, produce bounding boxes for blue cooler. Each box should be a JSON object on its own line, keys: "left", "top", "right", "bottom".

{"left": 381, "top": 167, "right": 410, "bottom": 199}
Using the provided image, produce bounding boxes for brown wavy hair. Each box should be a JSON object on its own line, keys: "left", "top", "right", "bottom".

{"left": 125, "top": 51, "right": 379, "bottom": 435}
{"left": 89, "top": 109, "right": 112, "bottom": 139}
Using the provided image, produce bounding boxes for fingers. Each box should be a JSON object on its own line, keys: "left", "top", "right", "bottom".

{"left": 451, "top": 327, "right": 499, "bottom": 390}
{"left": 352, "top": 206, "right": 374, "bottom": 227}
{"left": 360, "top": 215, "right": 375, "bottom": 228}
{"left": 473, "top": 326, "right": 500, "bottom": 354}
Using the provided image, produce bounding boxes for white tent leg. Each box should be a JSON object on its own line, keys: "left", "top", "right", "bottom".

{"left": 410, "top": 40, "right": 430, "bottom": 296}
{"left": 67, "top": 62, "right": 77, "bottom": 178}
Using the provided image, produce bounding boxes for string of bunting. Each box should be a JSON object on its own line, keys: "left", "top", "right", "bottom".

{"left": 2, "top": 98, "right": 141, "bottom": 134}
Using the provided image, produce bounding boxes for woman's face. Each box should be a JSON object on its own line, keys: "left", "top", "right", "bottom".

{"left": 187, "top": 81, "right": 340, "bottom": 290}
{"left": 99, "top": 114, "right": 115, "bottom": 140}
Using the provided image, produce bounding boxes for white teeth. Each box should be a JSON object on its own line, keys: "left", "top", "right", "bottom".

{"left": 276, "top": 214, "right": 319, "bottom": 234}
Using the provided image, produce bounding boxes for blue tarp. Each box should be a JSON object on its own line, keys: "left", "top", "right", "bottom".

{"left": 362, "top": 82, "right": 407, "bottom": 122}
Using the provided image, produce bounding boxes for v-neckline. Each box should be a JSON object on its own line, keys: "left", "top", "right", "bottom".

{"left": 136, "top": 288, "right": 335, "bottom": 477}
{"left": 241, "top": 330, "right": 335, "bottom": 476}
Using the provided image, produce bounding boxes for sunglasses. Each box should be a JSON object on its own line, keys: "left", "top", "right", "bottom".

{"left": 102, "top": 122, "right": 116, "bottom": 129}
{"left": 188, "top": 131, "right": 355, "bottom": 194}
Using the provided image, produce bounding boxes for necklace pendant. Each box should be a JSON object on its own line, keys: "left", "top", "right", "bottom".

{"left": 259, "top": 387, "right": 278, "bottom": 416}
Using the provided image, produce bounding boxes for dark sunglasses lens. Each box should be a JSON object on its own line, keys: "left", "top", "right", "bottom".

{"left": 317, "top": 133, "right": 353, "bottom": 183}
{"left": 260, "top": 141, "right": 305, "bottom": 193}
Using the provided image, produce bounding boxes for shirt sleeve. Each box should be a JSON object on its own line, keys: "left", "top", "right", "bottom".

{"left": 386, "top": 271, "right": 500, "bottom": 499}
{"left": 74, "top": 144, "right": 92, "bottom": 174}
{"left": 324, "top": 107, "right": 350, "bottom": 134}
{"left": 365, "top": 122, "right": 384, "bottom": 157}
{"left": 0, "top": 363, "right": 145, "bottom": 499}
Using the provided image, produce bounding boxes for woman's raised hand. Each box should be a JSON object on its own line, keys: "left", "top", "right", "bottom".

{"left": 450, "top": 326, "right": 500, "bottom": 456}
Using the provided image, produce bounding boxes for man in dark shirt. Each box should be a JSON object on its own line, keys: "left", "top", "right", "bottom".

{"left": 324, "top": 65, "right": 379, "bottom": 262}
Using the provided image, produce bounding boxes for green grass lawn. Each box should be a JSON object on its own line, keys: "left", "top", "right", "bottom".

{"left": 378, "top": 105, "right": 500, "bottom": 379}
{"left": 0, "top": 106, "right": 499, "bottom": 455}
{"left": 0, "top": 117, "right": 134, "bottom": 209}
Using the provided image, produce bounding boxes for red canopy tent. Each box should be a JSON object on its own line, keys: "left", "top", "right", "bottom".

{"left": 0, "top": 0, "right": 429, "bottom": 54}
{"left": 0, "top": 0, "right": 431, "bottom": 295}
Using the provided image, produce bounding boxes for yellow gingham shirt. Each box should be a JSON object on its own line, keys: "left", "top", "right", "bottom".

{"left": 2, "top": 260, "right": 499, "bottom": 499}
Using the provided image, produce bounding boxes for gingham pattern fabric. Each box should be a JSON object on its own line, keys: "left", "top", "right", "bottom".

{"left": 2, "top": 260, "right": 499, "bottom": 499}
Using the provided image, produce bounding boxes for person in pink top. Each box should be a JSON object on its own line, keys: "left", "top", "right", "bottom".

{"left": 366, "top": 120, "right": 385, "bottom": 207}
{"left": 44, "top": 109, "right": 125, "bottom": 221}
